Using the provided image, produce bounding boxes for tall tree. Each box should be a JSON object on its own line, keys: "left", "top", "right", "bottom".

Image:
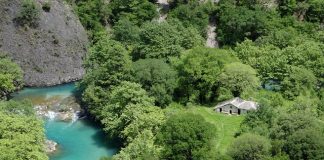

{"left": 0, "top": 55, "right": 23, "bottom": 100}
{"left": 157, "top": 113, "right": 216, "bottom": 160}
{"left": 284, "top": 128, "right": 324, "bottom": 160}
{"left": 219, "top": 62, "right": 260, "bottom": 97}
{"left": 108, "top": 0, "right": 158, "bottom": 25}
{"left": 80, "top": 36, "right": 132, "bottom": 116}
{"left": 132, "top": 59, "right": 178, "bottom": 107}
{"left": 133, "top": 20, "right": 204, "bottom": 60}
{"left": 176, "top": 47, "right": 237, "bottom": 103}
{"left": 100, "top": 81, "right": 164, "bottom": 142}
{"left": 113, "top": 130, "right": 161, "bottom": 160}
{"left": 82, "top": 37, "right": 132, "bottom": 88}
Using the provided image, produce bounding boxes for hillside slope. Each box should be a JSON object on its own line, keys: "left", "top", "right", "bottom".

{"left": 0, "top": 0, "right": 88, "bottom": 86}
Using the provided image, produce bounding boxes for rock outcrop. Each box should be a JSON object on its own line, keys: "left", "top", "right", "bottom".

{"left": 45, "top": 139, "right": 58, "bottom": 153}
{"left": 0, "top": 0, "right": 88, "bottom": 86}
{"left": 35, "top": 95, "right": 84, "bottom": 121}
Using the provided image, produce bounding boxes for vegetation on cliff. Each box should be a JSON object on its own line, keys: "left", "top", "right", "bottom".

{"left": 0, "top": 53, "right": 23, "bottom": 100}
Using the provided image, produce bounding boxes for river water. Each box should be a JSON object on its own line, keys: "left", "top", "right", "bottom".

{"left": 11, "top": 83, "right": 118, "bottom": 160}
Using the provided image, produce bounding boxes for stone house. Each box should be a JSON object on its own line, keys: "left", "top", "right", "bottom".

{"left": 214, "top": 97, "right": 258, "bottom": 115}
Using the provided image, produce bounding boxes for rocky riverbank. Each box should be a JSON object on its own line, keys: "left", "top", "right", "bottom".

{"left": 34, "top": 95, "right": 84, "bottom": 121}
{"left": 45, "top": 140, "right": 58, "bottom": 153}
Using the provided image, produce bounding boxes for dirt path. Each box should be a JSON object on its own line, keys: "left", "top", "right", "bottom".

{"left": 157, "top": 0, "right": 169, "bottom": 22}
{"left": 206, "top": 18, "right": 219, "bottom": 48}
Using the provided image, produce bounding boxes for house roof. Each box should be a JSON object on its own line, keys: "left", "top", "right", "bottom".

{"left": 215, "top": 97, "right": 258, "bottom": 110}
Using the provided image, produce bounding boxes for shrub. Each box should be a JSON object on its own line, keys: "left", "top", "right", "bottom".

{"left": 16, "top": 0, "right": 40, "bottom": 27}
{"left": 228, "top": 133, "right": 271, "bottom": 160}
{"left": 42, "top": 1, "right": 51, "bottom": 12}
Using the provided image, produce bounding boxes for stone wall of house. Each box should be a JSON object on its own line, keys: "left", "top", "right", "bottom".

{"left": 216, "top": 104, "right": 248, "bottom": 115}
{"left": 219, "top": 104, "right": 239, "bottom": 114}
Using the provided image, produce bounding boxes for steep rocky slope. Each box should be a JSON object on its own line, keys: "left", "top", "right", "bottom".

{"left": 0, "top": 0, "right": 88, "bottom": 86}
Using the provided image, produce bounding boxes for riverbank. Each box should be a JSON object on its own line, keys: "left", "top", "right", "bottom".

{"left": 46, "top": 119, "right": 118, "bottom": 160}
{"left": 11, "top": 83, "right": 119, "bottom": 160}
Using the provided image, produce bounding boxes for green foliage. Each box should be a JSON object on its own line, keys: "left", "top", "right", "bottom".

{"left": 108, "top": 0, "right": 158, "bottom": 25}
{"left": 81, "top": 84, "right": 110, "bottom": 116}
{"left": 113, "top": 130, "right": 161, "bottom": 160}
{"left": 168, "top": 0, "right": 199, "bottom": 8}
{"left": 0, "top": 101, "right": 48, "bottom": 160}
{"left": 185, "top": 107, "right": 244, "bottom": 154}
{"left": 235, "top": 38, "right": 324, "bottom": 98}
{"left": 278, "top": 0, "right": 303, "bottom": 16}
{"left": 0, "top": 100, "right": 34, "bottom": 116}
{"left": 228, "top": 133, "right": 271, "bottom": 160}
{"left": 100, "top": 81, "right": 165, "bottom": 142}
{"left": 283, "top": 40, "right": 324, "bottom": 87}
{"left": 285, "top": 129, "right": 324, "bottom": 160}
{"left": 270, "top": 113, "right": 324, "bottom": 159}
{"left": 133, "top": 20, "right": 204, "bottom": 60}
{"left": 157, "top": 113, "right": 216, "bottom": 160}
{"left": 75, "top": 0, "right": 110, "bottom": 38}
{"left": 219, "top": 62, "right": 260, "bottom": 97}
{"left": 134, "top": 21, "right": 182, "bottom": 60}
{"left": 217, "top": 2, "right": 279, "bottom": 45}
{"left": 74, "top": 0, "right": 324, "bottom": 159}
{"left": 169, "top": 2, "right": 216, "bottom": 34}
{"left": 81, "top": 37, "right": 132, "bottom": 88}
{"left": 216, "top": 87, "right": 234, "bottom": 102}
{"left": 16, "top": 0, "right": 40, "bottom": 27}
{"left": 120, "top": 103, "right": 166, "bottom": 142}
{"left": 132, "top": 59, "right": 178, "bottom": 107}
{"left": 278, "top": 0, "right": 324, "bottom": 23}
{"left": 176, "top": 47, "right": 237, "bottom": 103}
{"left": 306, "top": 0, "right": 324, "bottom": 23}
{"left": 80, "top": 36, "right": 132, "bottom": 117}
{"left": 0, "top": 56, "right": 23, "bottom": 100}
{"left": 112, "top": 18, "right": 140, "bottom": 47}
{"left": 270, "top": 113, "right": 319, "bottom": 141}
{"left": 281, "top": 67, "right": 317, "bottom": 99}
{"left": 256, "top": 27, "right": 302, "bottom": 49}
{"left": 239, "top": 102, "right": 277, "bottom": 136}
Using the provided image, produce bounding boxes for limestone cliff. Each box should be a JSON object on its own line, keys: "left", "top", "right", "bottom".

{"left": 0, "top": 0, "right": 88, "bottom": 86}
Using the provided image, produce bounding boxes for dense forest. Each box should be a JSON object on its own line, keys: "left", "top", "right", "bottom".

{"left": 0, "top": 0, "right": 324, "bottom": 159}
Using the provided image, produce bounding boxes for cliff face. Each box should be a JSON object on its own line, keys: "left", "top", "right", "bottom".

{"left": 0, "top": 0, "right": 88, "bottom": 86}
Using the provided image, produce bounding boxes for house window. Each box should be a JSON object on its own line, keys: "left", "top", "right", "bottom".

{"left": 230, "top": 106, "right": 232, "bottom": 109}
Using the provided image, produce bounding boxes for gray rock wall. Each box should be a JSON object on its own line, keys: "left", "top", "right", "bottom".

{"left": 0, "top": 0, "right": 89, "bottom": 86}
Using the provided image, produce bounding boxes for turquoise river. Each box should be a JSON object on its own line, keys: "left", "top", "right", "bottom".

{"left": 11, "top": 83, "right": 118, "bottom": 160}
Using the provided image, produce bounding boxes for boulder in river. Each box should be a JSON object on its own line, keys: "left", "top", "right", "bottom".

{"left": 35, "top": 95, "right": 84, "bottom": 121}
{"left": 45, "top": 139, "right": 58, "bottom": 153}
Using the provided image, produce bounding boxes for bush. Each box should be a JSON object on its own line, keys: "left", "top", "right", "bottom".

{"left": 132, "top": 59, "right": 178, "bottom": 107}
{"left": 16, "top": 0, "right": 40, "bottom": 27}
{"left": 42, "top": 1, "right": 51, "bottom": 12}
{"left": 228, "top": 133, "right": 271, "bottom": 160}
{"left": 157, "top": 113, "right": 216, "bottom": 160}
{"left": 0, "top": 55, "right": 23, "bottom": 100}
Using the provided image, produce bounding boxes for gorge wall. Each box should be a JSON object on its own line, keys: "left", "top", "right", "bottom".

{"left": 0, "top": 0, "right": 88, "bottom": 86}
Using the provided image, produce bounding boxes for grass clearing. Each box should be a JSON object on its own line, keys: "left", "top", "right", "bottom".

{"left": 187, "top": 106, "right": 244, "bottom": 154}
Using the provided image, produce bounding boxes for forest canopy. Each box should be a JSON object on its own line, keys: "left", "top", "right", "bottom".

{"left": 1, "top": 0, "right": 323, "bottom": 159}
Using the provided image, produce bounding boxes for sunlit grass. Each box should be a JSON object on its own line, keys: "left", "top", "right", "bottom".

{"left": 187, "top": 106, "right": 244, "bottom": 154}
